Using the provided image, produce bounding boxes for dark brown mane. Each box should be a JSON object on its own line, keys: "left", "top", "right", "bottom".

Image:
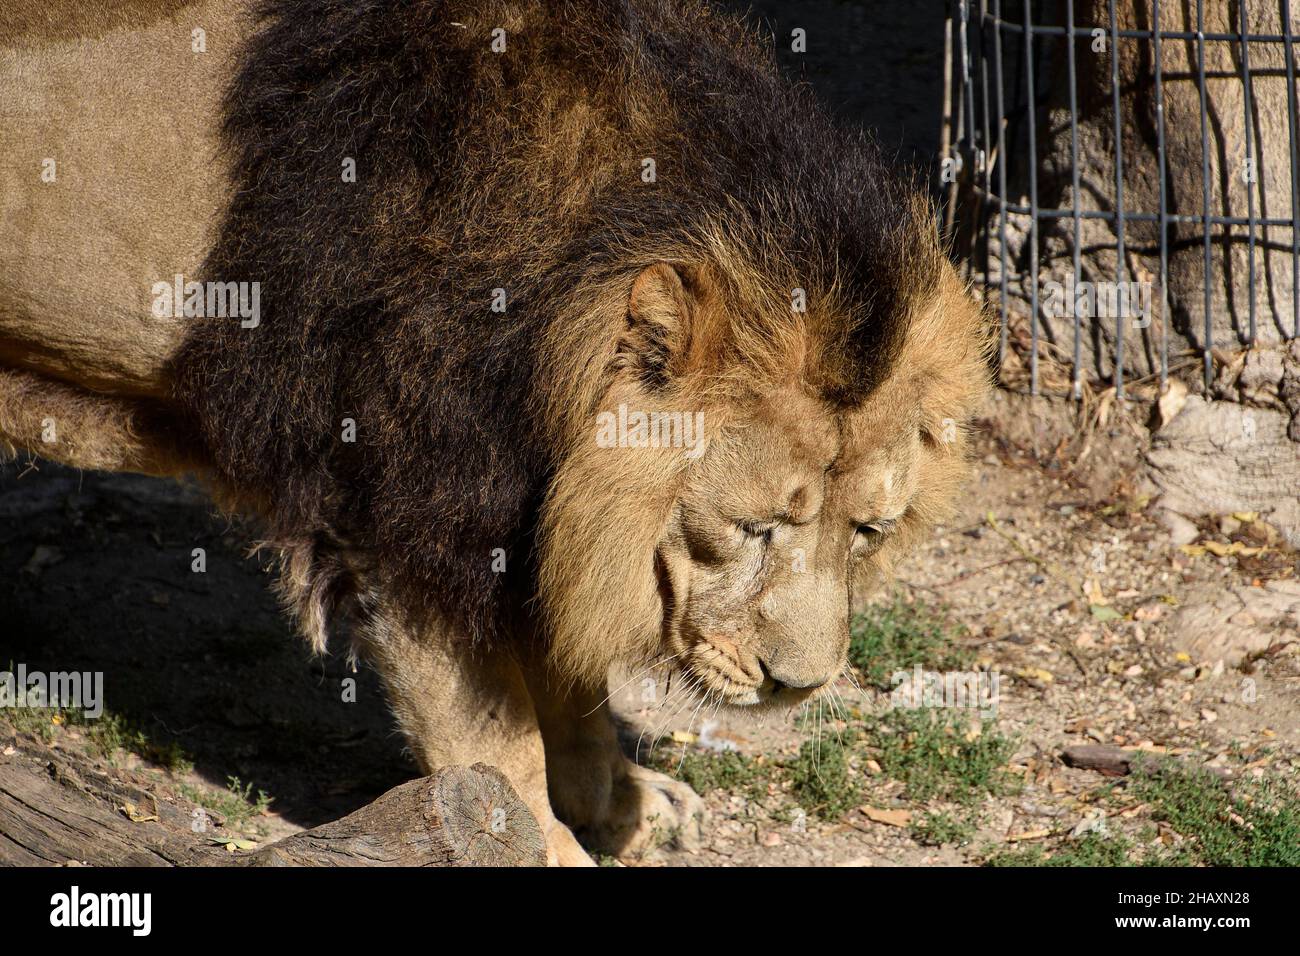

{"left": 171, "top": 0, "right": 946, "bottom": 648}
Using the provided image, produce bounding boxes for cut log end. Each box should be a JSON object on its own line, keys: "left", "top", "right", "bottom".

{"left": 427, "top": 764, "right": 546, "bottom": 867}
{"left": 248, "top": 763, "right": 546, "bottom": 867}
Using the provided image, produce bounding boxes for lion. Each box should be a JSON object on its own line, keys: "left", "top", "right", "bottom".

{"left": 0, "top": 0, "right": 991, "bottom": 865}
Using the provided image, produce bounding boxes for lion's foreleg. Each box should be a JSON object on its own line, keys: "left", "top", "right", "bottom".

{"left": 361, "top": 610, "right": 592, "bottom": 867}
{"left": 523, "top": 664, "right": 707, "bottom": 858}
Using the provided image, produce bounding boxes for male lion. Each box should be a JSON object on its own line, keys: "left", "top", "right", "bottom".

{"left": 1, "top": 0, "right": 990, "bottom": 865}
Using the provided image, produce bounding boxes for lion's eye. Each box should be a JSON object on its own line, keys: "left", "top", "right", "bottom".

{"left": 738, "top": 520, "right": 777, "bottom": 543}
{"left": 853, "top": 519, "right": 897, "bottom": 555}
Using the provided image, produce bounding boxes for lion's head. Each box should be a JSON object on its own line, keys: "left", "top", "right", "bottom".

{"left": 538, "top": 220, "right": 991, "bottom": 703}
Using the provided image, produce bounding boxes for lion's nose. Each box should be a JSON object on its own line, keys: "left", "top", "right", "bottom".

{"left": 759, "top": 658, "right": 832, "bottom": 693}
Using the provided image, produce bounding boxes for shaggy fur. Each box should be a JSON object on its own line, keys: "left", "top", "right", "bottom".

{"left": 0, "top": 368, "right": 204, "bottom": 477}
{"left": 172, "top": 0, "right": 969, "bottom": 658}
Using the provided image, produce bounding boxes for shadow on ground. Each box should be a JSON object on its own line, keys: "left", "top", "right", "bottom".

{"left": 0, "top": 460, "right": 414, "bottom": 829}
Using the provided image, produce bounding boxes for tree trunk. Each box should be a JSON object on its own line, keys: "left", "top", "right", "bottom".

{"left": 0, "top": 735, "right": 544, "bottom": 867}
{"left": 963, "top": 1, "right": 1299, "bottom": 384}
{"left": 243, "top": 765, "right": 546, "bottom": 867}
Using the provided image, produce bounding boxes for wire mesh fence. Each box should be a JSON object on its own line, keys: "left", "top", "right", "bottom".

{"left": 941, "top": 0, "right": 1300, "bottom": 399}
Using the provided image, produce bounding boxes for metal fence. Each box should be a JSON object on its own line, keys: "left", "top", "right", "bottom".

{"left": 942, "top": 0, "right": 1300, "bottom": 398}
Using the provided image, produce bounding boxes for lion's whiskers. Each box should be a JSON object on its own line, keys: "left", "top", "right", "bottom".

{"left": 584, "top": 650, "right": 685, "bottom": 718}
{"left": 839, "top": 661, "right": 868, "bottom": 701}
{"left": 638, "top": 672, "right": 704, "bottom": 765}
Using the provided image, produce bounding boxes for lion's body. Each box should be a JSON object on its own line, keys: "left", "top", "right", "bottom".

{"left": 1, "top": 0, "right": 249, "bottom": 470}
{"left": 0, "top": 0, "right": 991, "bottom": 864}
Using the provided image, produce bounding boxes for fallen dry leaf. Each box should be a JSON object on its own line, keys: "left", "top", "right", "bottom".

{"left": 120, "top": 802, "right": 158, "bottom": 824}
{"left": 859, "top": 806, "right": 911, "bottom": 827}
{"left": 1006, "top": 829, "right": 1052, "bottom": 842}
{"left": 1157, "top": 378, "right": 1188, "bottom": 427}
{"left": 1084, "top": 577, "right": 1108, "bottom": 606}
{"left": 1015, "top": 667, "right": 1055, "bottom": 685}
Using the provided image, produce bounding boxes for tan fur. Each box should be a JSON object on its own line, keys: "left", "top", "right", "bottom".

{"left": 0, "top": 367, "right": 203, "bottom": 475}
{"left": 539, "top": 245, "right": 993, "bottom": 696}
{"left": 0, "top": 0, "right": 251, "bottom": 476}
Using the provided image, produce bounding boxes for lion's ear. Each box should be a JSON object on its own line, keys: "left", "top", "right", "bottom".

{"left": 619, "top": 263, "right": 695, "bottom": 390}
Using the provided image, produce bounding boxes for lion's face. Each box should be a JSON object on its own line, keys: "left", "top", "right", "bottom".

{"left": 538, "top": 259, "right": 989, "bottom": 698}
{"left": 657, "top": 380, "right": 927, "bottom": 706}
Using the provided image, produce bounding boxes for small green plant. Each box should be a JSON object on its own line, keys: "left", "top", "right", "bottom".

{"left": 655, "top": 749, "right": 772, "bottom": 803}
{"left": 84, "top": 712, "right": 192, "bottom": 773}
{"left": 980, "top": 760, "right": 1300, "bottom": 867}
{"left": 848, "top": 597, "right": 972, "bottom": 690}
{"left": 984, "top": 831, "right": 1141, "bottom": 867}
{"left": 784, "top": 733, "right": 861, "bottom": 821}
{"left": 867, "top": 707, "right": 1016, "bottom": 804}
{"left": 179, "top": 776, "right": 273, "bottom": 832}
{"left": 1130, "top": 760, "right": 1300, "bottom": 867}
{"left": 3, "top": 702, "right": 191, "bottom": 773}
{"left": 912, "top": 809, "right": 976, "bottom": 847}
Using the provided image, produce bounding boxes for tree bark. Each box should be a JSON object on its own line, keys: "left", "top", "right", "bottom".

{"left": 0, "top": 735, "right": 544, "bottom": 867}
{"left": 959, "top": 1, "right": 1299, "bottom": 384}
{"left": 243, "top": 765, "right": 545, "bottom": 867}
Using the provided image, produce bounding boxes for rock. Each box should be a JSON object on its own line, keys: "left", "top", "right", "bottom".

{"left": 1147, "top": 396, "right": 1300, "bottom": 548}
{"left": 1157, "top": 508, "right": 1200, "bottom": 546}
{"left": 1168, "top": 580, "right": 1300, "bottom": 664}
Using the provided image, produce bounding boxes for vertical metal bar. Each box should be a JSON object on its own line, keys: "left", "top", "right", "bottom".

{"left": 1283, "top": 0, "right": 1300, "bottom": 338}
{"left": 1024, "top": 0, "right": 1040, "bottom": 395}
{"left": 1109, "top": 0, "right": 1127, "bottom": 399}
{"left": 1197, "top": 0, "right": 1214, "bottom": 388}
{"left": 1067, "top": 0, "right": 1083, "bottom": 399}
{"left": 979, "top": 0, "right": 995, "bottom": 306}
{"left": 1154, "top": 0, "right": 1170, "bottom": 390}
{"left": 941, "top": 6, "right": 955, "bottom": 220}
{"left": 1239, "top": 0, "right": 1257, "bottom": 345}
{"left": 994, "top": 0, "right": 1010, "bottom": 370}
{"left": 962, "top": 0, "right": 977, "bottom": 158}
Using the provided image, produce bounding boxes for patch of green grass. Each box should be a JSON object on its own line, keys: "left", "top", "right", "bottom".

{"left": 848, "top": 597, "right": 972, "bottom": 690}
{"left": 4, "top": 704, "right": 191, "bottom": 774}
{"left": 1130, "top": 760, "right": 1300, "bottom": 867}
{"left": 981, "top": 761, "right": 1300, "bottom": 867}
{"left": 866, "top": 707, "right": 1017, "bottom": 804}
{"left": 656, "top": 748, "right": 773, "bottom": 804}
{"left": 984, "top": 831, "right": 1142, "bottom": 867}
{"left": 82, "top": 712, "right": 192, "bottom": 773}
{"left": 912, "top": 809, "right": 976, "bottom": 847}
{"left": 784, "top": 732, "right": 861, "bottom": 821}
{"left": 178, "top": 776, "right": 272, "bottom": 832}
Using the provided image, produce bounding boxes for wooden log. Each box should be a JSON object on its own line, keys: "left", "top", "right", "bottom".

{"left": 1061, "top": 744, "right": 1232, "bottom": 780}
{"left": 0, "top": 735, "right": 544, "bottom": 867}
{"left": 0, "top": 740, "right": 222, "bottom": 866}
{"left": 1060, "top": 744, "right": 1140, "bottom": 777}
{"left": 244, "top": 764, "right": 546, "bottom": 867}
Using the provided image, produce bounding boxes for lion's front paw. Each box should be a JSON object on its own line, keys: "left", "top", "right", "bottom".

{"left": 579, "top": 762, "right": 708, "bottom": 858}
{"left": 546, "top": 819, "right": 598, "bottom": 867}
